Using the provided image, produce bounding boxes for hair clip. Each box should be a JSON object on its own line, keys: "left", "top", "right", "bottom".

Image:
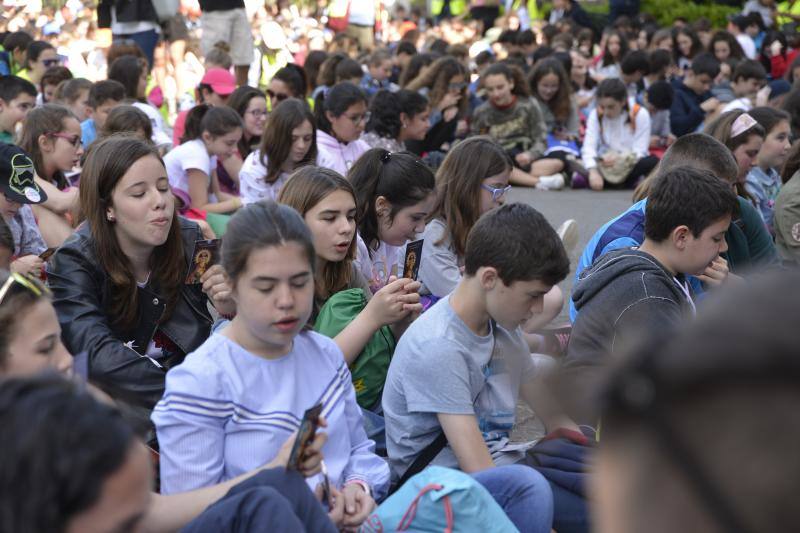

{"left": 731, "top": 113, "right": 758, "bottom": 138}
{"left": 380, "top": 151, "right": 392, "bottom": 163}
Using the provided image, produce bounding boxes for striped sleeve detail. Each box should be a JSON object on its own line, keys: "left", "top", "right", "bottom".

{"left": 156, "top": 361, "right": 351, "bottom": 432}
{"left": 318, "top": 360, "right": 350, "bottom": 420}
{"left": 155, "top": 392, "right": 301, "bottom": 432}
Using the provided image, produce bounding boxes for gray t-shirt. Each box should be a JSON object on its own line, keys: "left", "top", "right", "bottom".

{"left": 382, "top": 295, "right": 536, "bottom": 481}
{"left": 418, "top": 218, "right": 462, "bottom": 298}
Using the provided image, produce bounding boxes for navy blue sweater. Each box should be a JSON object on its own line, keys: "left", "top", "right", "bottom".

{"left": 669, "top": 80, "right": 710, "bottom": 137}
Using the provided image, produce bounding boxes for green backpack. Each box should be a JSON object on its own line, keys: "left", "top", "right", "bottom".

{"left": 314, "top": 288, "right": 395, "bottom": 410}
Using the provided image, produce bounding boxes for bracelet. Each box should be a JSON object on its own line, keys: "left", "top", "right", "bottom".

{"left": 344, "top": 479, "right": 371, "bottom": 498}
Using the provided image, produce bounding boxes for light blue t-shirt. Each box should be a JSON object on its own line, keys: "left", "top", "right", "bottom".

{"left": 382, "top": 294, "right": 536, "bottom": 480}
{"left": 80, "top": 118, "right": 96, "bottom": 149}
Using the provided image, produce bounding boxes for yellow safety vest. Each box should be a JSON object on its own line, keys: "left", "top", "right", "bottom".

{"left": 778, "top": 0, "right": 800, "bottom": 26}
{"left": 431, "top": 0, "right": 467, "bottom": 17}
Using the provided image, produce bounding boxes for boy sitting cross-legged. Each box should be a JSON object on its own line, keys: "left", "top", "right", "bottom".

{"left": 383, "top": 203, "right": 591, "bottom": 533}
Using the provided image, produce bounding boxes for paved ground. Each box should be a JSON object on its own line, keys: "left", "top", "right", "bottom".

{"left": 507, "top": 187, "right": 634, "bottom": 440}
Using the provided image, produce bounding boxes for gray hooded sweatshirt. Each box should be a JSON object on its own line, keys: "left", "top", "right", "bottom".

{"left": 561, "top": 248, "right": 694, "bottom": 424}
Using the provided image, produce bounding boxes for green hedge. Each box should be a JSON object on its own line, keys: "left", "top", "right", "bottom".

{"left": 640, "top": 0, "right": 740, "bottom": 28}
{"left": 540, "top": 1, "right": 739, "bottom": 30}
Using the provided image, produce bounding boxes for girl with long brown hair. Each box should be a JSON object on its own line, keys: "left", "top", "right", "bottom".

{"left": 405, "top": 56, "right": 469, "bottom": 157}
{"left": 47, "top": 135, "right": 234, "bottom": 435}
{"left": 419, "top": 136, "right": 567, "bottom": 333}
{"left": 239, "top": 98, "right": 317, "bottom": 204}
{"left": 278, "top": 166, "right": 421, "bottom": 364}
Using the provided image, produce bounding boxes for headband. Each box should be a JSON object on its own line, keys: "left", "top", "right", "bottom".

{"left": 731, "top": 112, "right": 758, "bottom": 138}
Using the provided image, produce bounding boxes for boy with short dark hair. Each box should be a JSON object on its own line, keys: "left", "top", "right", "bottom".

{"left": 391, "top": 41, "right": 417, "bottom": 84}
{"left": 383, "top": 203, "right": 577, "bottom": 531}
{"left": 0, "top": 75, "right": 37, "bottom": 144}
{"left": 620, "top": 50, "right": 649, "bottom": 98}
{"left": 0, "top": 31, "right": 33, "bottom": 76}
{"left": 81, "top": 79, "right": 125, "bottom": 148}
{"left": 361, "top": 49, "right": 394, "bottom": 96}
{"left": 720, "top": 59, "right": 767, "bottom": 113}
{"left": 570, "top": 133, "right": 778, "bottom": 320}
{"left": 563, "top": 166, "right": 738, "bottom": 424}
{"left": 644, "top": 49, "right": 673, "bottom": 87}
{"left": 670, "top": 52, "right": 721, "bottom": 136}
{"left": 645, "top": 80, "right": 675, "bottom": 149}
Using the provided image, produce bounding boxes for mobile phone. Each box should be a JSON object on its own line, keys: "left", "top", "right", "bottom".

{"left": 39, "top": 247, "right": 57, "bottom": 261}
{"left": 402, "top": 239, "right": 423, "bottom": 281}
{"left": 287, "top": 403, "right": 323, "bottom": 471}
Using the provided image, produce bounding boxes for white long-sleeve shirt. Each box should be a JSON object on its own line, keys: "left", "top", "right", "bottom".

{"left": 581, "top": 99, "right": 651, "bottom": 170}
{"left": 153, "top": 331, "right": 390, "bottom": 498}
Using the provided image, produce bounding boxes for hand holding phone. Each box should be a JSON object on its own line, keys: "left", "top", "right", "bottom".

{"left": 287, "top": 403, "right": 323, "bottom": 471}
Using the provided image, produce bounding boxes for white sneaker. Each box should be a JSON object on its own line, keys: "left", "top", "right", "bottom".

{"left": 556, "top": 219, "right": 579, "bottom": 254}
{"left": 535, "top": 173, "right": 566, "bottom": 190}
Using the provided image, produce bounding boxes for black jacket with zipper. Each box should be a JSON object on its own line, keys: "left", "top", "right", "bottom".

{"left": 48, "top": 217, "right": 212, "bottom": 434}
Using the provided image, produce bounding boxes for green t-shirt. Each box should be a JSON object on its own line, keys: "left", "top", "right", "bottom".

{"left": 0, "top": 130, "right": 14, "bottom": 145}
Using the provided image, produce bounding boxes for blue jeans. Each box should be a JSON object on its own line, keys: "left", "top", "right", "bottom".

{"left": 472, "top": 465, "right": 554, "bottom": 533}
{"left": 180, "top": 468, "right": 337, "bottom": 532}
{"left": 114, "top": 28, "right": 159, "bottom": 68}
{"left": 360, "top": 405, "right": 387, "bottom": 457}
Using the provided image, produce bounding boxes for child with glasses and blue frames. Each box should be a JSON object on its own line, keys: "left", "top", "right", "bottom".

{"left": 417, "top": 136, "right": 573, "bottom": 344}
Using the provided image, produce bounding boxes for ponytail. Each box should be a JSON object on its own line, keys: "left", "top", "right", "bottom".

{"left": 348, "top": 148, "right": 435, "bottom": 253}
{"left": 181, "top": 104, "right": 211, "bottom": 144}
{"left": 181, "top": 104, "right": 243, "bottom": 144}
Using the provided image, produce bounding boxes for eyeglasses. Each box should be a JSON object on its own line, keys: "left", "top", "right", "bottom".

{"left": 246, "top": 109, "right": 268, "bottom": 118}
{"left": 346, "top": 112, "right": 371, "bottom": 124}
{"left": 448, "top": 82, "right": 467, "bottom": 92}
{"left": 49, "top": 132, "right": 82, "bottom": 148}
{"left": 42, "top": 58, "right": 61, "bottom": 68}
{"left": 481, "top": 183, "right": 511, "bottom": 202}
{"left": 0, "top": 272, "right": 49, "bottom": 306}
{"left": 267, "top": 90, "right": 289, "bottom": 102}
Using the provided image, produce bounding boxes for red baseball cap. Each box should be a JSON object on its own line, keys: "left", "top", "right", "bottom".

{"left": 201, "top": 68, "right": 236, "bottom": 96}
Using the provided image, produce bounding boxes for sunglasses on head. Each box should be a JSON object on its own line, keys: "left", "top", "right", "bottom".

{"left": 267, "top": 90, "right": 289, "bottom": 102}
{"left": 0, "top": 272, "right": 49, "bottom": 306}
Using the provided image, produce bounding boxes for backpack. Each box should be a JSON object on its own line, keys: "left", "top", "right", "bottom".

{"left": 360, "top": 466, "right": 519, "bottom": 533}
{"left": 314, "top": 288, "right": 395, "bottom": 410}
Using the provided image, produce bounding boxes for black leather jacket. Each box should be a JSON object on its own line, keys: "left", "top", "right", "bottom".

{"left": 48, "top": 218, "right": 212, "bottom": 432}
